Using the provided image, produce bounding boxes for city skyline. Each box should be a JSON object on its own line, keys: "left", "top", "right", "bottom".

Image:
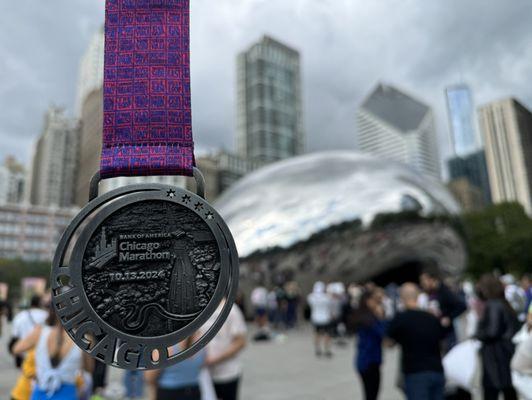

{"left": 1, "top": 0, "right": 531, "bottom": 169}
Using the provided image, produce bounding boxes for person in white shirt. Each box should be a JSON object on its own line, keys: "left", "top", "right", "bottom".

{"left": 250, "top": 285, "right": 269, "bottom": 339}
{"left": 307, "top": 281, "right": 333, "bottom": 357}
{"left": 205, "top": 300, "right": 247, "bottom": 400}
{"left": 12, "top": 295, "right": 48, "bottom": 340}
{"left": 9, "top": 295, "right": 48, "bottom": 368}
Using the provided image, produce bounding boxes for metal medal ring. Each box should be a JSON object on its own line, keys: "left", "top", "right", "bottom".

{"left": 51, "top": 172, "right": 239, "bottom": 370}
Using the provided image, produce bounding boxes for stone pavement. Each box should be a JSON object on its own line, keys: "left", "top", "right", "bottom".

{"left": 1, "top": 323, "right": 406, "bottom": 399}
{"left": 239, "top": 326, "right": 403, "bottom": 400}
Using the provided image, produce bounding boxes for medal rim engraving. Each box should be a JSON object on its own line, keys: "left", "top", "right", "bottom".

{"left": 51, "top": 184, "right": 239, "bottom": 370}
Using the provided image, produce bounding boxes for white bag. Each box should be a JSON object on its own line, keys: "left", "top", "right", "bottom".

{"left": 199, "top": 368, "right": 217, "bottom": 400}
{"left": 512, "top": 371, "right": 532, "bottom": 400}
{"left": 443, "top": 339, "right": 481, "bottom": 391}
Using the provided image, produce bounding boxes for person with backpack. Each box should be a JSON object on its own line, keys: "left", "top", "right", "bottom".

{"left": 9, "top": 295, "right": 48, "bottom": 367}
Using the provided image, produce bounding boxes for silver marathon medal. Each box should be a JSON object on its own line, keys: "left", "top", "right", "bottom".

{"left": 51, "top": 170, "right": 239, "bottom": 369}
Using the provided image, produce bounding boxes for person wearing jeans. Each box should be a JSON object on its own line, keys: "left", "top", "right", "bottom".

{"left": 124, "top": 370, "right": 144, "bottom": 399}
{"left": 386, "top": 283, "right": 446, "bottom": 400}
{"left": 404, "top": 371, "right": 446, "bottom": 399}
{"left": 353, "top": 289, "right": 386, "bottom": 400}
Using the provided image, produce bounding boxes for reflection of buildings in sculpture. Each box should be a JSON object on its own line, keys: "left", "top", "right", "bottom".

{"left": 215, "top": 152, "right": 464, "bottom": 289}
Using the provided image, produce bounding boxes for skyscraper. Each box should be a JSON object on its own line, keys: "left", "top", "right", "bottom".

{"left": 445, "top": 84, "right": 491, "bottom": 209}
{"left": 447, "top": 178, "right": 485, "bottom": 212}
{"left": 0, "top": 157, "right": 25, "bottom": 205}
{"left": 75, "top": 88, "right": 103, "bottom": 207}
{"left": 237, "top": 35, "right": 304, "bottom": 164}
{"left": 446, "top": 84, "right": 482, "bottom": 156}
{"left": 29, "top": 107, "right": 80, "bottom": 207}
{"left": 192, "top": 151, "right": 263, "bottom": 201}
{"left": 75, "top": 27, "right": 104, "bottom": 117}
{"left": 479, "top": 98, "right": 532, "bottom": 214}
{"left": 357, "top": 83, "right": 441, "bottom": 180}
{"left": 448, "top": 150, "right": 491, "bottom": 205}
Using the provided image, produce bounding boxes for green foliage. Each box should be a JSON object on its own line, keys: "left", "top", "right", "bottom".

{"left": 462, "top": 202, "right": 532, "bottom": 277}
{"left": 0, "top": 259, "right": 50, "bottom": 301}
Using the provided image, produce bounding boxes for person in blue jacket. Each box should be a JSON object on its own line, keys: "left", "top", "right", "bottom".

{"left": 353, "top": 289, "right": 386, "bottom": 400}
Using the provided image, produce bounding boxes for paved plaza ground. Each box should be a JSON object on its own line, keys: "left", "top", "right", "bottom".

{"left": 0, "top": 323, "right": 491, "bottom": 399}
{"left": 0, "top": 323, "right": 404, "bottom": 399}
{"left": 238, "top": 327, "right": 403, "bottom": 400}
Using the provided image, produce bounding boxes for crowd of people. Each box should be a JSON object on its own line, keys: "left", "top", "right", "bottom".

{"left": 304, "top": 267, "right": 532, "bottom": 400}
{"left": 5, "top": 296, "right": 247, "bottom": 400}
{"left": 2, "top": 268, "right": 531, "bottom": 400}
{"left": 248, "top": 281, "right": 302, "bottom": 341}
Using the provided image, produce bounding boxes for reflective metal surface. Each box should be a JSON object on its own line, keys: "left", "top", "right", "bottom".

{"left": 216, "top": 151, "right": 466, "bottom": 285}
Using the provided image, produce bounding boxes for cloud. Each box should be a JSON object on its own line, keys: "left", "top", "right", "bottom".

{"left": 1, "top": 0, "right": 531, "bottom": 175}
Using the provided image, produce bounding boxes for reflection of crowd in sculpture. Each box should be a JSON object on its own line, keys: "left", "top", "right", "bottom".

{"left": 241, "top": 220, "right": 466, "bottom": 295}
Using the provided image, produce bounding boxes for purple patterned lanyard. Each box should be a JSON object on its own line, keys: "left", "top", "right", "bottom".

{"left": 101, "top": 0, "right": 194, "bottom": 179}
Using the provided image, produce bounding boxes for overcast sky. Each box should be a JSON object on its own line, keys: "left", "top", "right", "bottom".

{"left": 1, "top": 0, "right": 531, "bottom": 170}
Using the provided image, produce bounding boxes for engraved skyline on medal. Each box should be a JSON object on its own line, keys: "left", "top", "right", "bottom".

{"left": 81, "top": 200, "right": 221, "bottom": 338}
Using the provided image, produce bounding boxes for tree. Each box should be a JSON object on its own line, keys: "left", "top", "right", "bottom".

{"left": 0, "top": 259, "right": 50, "bottom": 302}
{"left": 462, "top": 202, "right": 532, "bottom": 277}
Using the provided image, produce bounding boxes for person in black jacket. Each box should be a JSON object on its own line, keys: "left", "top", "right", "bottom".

{"left": 475, "top": 274, "right": 520, "bottom": 400}
{"left": 387, "top": 283, "right": 446, "bottom": 400}
{"left": 420, "top": 263, "right": 467, "bottom": 351}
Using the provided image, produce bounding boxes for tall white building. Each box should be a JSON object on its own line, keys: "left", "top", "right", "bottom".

{"left": 75, "top": 27, "right": 104, "bottom": 117}
{"left": 0, "top": 157, "right": 25, "bottom": 205}
{"left": 478, "top": 98, "right": 532, "bottom": 214}
{"left": 357, "top": 84, "right": 441, "bottom": 180}
{"left": 237, "top": 35, "right": 304, "bottom": 164}
{"left": 29, "top": 107, "right": 80, "bottom": 208}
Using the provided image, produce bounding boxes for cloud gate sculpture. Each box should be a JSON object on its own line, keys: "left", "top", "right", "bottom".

{"left": 215, "top": 152, "right": 467, "bottom": 291}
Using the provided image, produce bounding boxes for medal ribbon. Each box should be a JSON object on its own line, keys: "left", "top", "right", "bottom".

{"left": 101, "top": 0, "right": 194, "bottom": 178}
